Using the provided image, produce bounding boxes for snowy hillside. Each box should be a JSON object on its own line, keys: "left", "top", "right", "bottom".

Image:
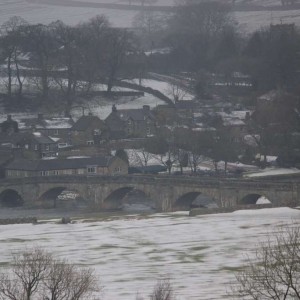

{"left": 1, "top": 0, "right": 300, "bottom": 32}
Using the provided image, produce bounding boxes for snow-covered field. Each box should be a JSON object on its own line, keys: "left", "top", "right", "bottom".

{"left": 245, "top": 167, "right": 300, "bottom": 178}
{"left": 235, "top": 10, "right": 300, "bottom": 33}
{"left": 0, "top": 207, "right": 299, "bottom": 300}
{"left": 1, "top": 0, "right": 300, "bottom": 32}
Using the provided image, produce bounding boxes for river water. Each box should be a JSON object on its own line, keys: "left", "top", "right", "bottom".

{"left": 0, "top": 207, "right": 300, "bottom": 300}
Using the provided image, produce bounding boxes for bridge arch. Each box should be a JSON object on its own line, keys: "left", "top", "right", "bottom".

{"left": 239, "top": 194, "right": 272, "bottom": 205}
{"left": 103, "top": 187, "right": 156, "bottom": 212}
{"left": 38, "top": 187, "right": 87, "bottom": 209}
{"left": 0, "top": 189, "right": 24, "bottom": 207}
{"left": 174, "top": 192, "right": 218, "bottom": 211}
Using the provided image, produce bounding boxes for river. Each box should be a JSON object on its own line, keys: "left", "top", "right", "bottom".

{"left": 0, "top": 207, "right": 299, "bottom": 300}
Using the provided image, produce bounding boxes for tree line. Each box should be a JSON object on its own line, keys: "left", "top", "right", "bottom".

{"left": 0, "top": 15, "right": 138, "bottom": 110}
{"left": 1, "top": 1, "right": 300, "bottom": 106}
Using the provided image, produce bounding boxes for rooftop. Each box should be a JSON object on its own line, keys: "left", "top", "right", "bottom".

{"left": 6, "top": 156, "right": 116, "bottom": 171}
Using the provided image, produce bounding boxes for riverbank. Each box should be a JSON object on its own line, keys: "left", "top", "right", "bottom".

{"left": 0, "top": 207, "right": 154, "bottom": 224}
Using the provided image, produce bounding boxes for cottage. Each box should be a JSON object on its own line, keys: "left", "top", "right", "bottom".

{"left": 175, "top": 100, "right": 195, "bottom": 119}
{"left": 5, "top": 156, "right": 128, "bottom": 178}
{"left": 105, "top": 105, "right": 156, "bottom": 139}
{"left": 0, "top": 132, "right": 58, "bottom": 158}
{"left": 0, "top": 115, "right": 19, "bottom": 134}
{"left": 20, "top": 114, "right": 74, "bottom": 142}
{"left": 71, "top": 114, "right": 109, "bottom": 146}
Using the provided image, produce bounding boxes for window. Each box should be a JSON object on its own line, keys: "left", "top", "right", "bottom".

{"left": 40, "top": 171, "right": 49, "bottom": 176}
{"left": 93, "top": 129, "right": 101, "bottom": 135}
{"left": 45, "top": 145, "right": 50, "bottom": 151}
{"left": 147, "top": 127, "right": 151, "bottom": 135}
{"left": 87, "top": 140, "right": 94, "bottom": 146}
{"left": 34, "top": 144, "right": 38, "bottom": 151}
{"left": 53, "top": 130, "right": 59, "bottom": 135}
{"left": 87, "top": 166, "right": 97, "bottom": 174}
{"left": 114, "top": 167, "right": 121, "bottom": 173}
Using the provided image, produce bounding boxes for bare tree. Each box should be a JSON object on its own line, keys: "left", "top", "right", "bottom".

{"left": 105, "top": 28, "right": 133, "bottom": 93}
{"left": 136, "top": 278, "right": 175, "bottom": 300}
{"left": 0, "top": 247, "right": 52, "bottom": 300}
{"left": 232, "top": 225, "right": 300, "bottom": 299}
{"left": 50, "top": 20, "right": 86, "bottom": 112}
{"left": 23, "top": 23, "right": 58, "bottom": 100}
{"left": 0, "top": 16, "right": 27, "bottom": 98}
{"left": 132, "top": 9, "right": 166, "bottom": 51}
{"left": 168, "top": 1, "right": 234, "bottom": 72}
{"left": 0, "top": 247, "right": 100, "bottom": 300}
{"left": 77, "top": 15, "right": 110, "bottom": 91}
{"left": 166, "top": 82, "right": 187, "bottom": 103}
{"left": 129, "top": 148, "right": 154, "bottom": 168}
{"left": 150, "top": 279, "right": 175, "bottom": 300}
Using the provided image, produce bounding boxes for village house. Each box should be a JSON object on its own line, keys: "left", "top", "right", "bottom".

{"left": 218, "top": 111, "right": 250, "bottom": 144}
{"left": 0, "top": 115, "right": 19, "bottom": 134}
{"left": 105, "top": 105, "right": 156, "bottom": 139}
{"left": 174, "top": 100, "right": 196, "bottom": 120}
{"left": 20, "top": 114, "right": 74, "bottom": 143}
{"left": 71, "top": 114, "right": 109, "bottom": 146}
{"left": 0, "top": 131, "right": 58, "bottom": 159}
{"left": 5, "top": 156, "right": 128, "bottom": 178}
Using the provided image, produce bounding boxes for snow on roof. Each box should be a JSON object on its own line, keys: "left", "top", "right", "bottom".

{"left": 49, "top": 137, "right": 61, "bottom": 142}
{"left": 244, "top": 134, "right": 259, "bottom": 147}
{"left": 193, "top": 113, "right": 204, "bottom": 118}
{"left": 145, "top": 48, "right": 171, "bottom": 56}
{"left": 223, "top": 118, "right": 245, "bottom": 126}
{"left": 217, "top": 110, "right": 251, "bottom": 120}
{"left": 192, "top": 126, "right": 216, "bottom": 132}
{"left": 258, "top": 89, "right": 293, "bottom": 102}
{"left": 43, "top": 118, "right": 74, "bottom": 129}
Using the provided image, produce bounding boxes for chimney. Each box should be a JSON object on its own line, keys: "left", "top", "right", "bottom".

{"left": 245, "top": 112, "right": 250, "bottom": 121}
{"left": 112, "top": 104, "right": 117, "bottom": 112}
{"left": 143, "top": 105, "right": 150, "bottom": 111}
{"left": 38, "top": 113, "right": 43, "bottom": 121}
{"left": 7, "top": 115, "right": 12, "bottom": 121}
{"left": 31, "top": 124, "right": 36, "bottom": 132}
{"left": 88, "top": 112, "right": 93, "bottom": 116}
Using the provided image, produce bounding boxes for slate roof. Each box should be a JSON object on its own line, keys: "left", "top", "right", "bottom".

{"left": 6, "top": 156, "right": 115, "bottom": 171}
{"left": 175, "top": 101, "right": 195, "bottom": 110}
{"left": 20, "top": 116, "right": 74, "bottom": 130}
{"left": 42, "top": 118, "right": 74, "bottom": 129}
{"left": 114, "top": 109, "right": 155, "bottom": 122}
{"left": 32, "top": 132, "right": 57, "bottom": 144}
{"left": 72, "top": 115, "right": 104, "bottom": 131}
{"left": 0, "top": 132, "right": 56, "bottom": 145}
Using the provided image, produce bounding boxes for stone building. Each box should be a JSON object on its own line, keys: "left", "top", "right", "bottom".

{"left": 5, "top": 156, "right": 128, "bottom": 178}
{"left": 105, "top": 105, "right": 156, "bottom": 139}
{"left": 0, "top": 131, "right": 58, "bottom": 158}
{"left": 20, "top": 114, "right": 74, "bottom": 142}
{"left": 71, "top": 114, "right": 109, "bottom": 146}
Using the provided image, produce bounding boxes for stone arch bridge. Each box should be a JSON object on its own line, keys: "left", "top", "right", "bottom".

{"left": 0, "top": 175, "right": 299, "bottom": 212}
